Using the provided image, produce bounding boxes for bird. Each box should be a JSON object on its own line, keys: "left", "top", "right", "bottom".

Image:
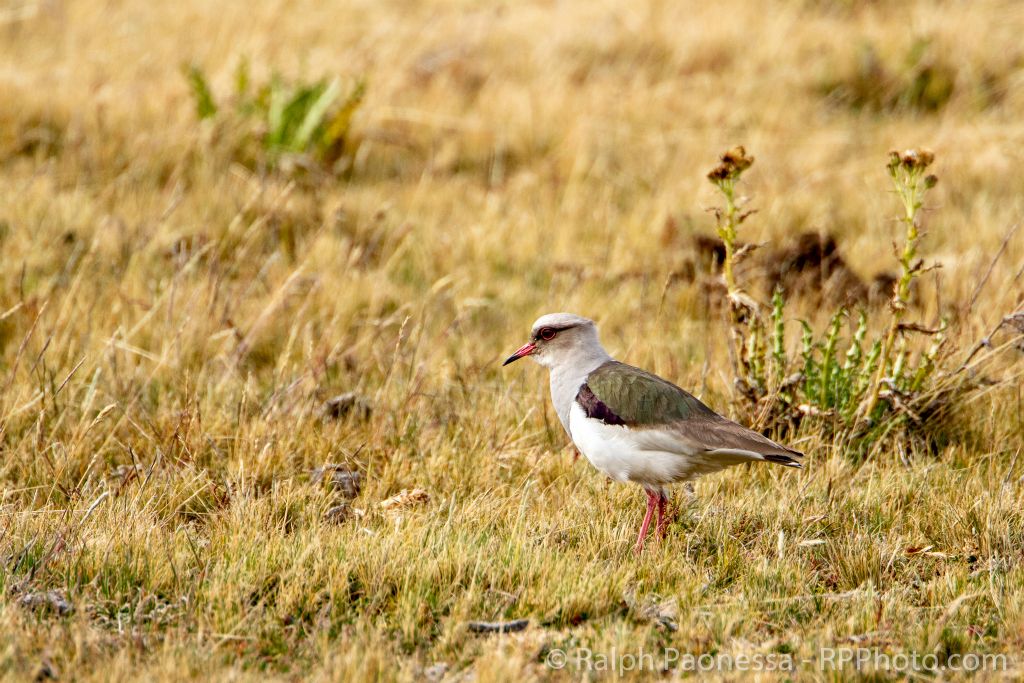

{"left": 503, "top": 312, "right": 803, "bottom": 553}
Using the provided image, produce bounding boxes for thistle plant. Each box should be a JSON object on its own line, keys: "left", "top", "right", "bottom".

{"left": 706, "top": 146, "right": 755, "bottom": 296}
{"left": 706, "top": 147, "right": 766, "bottom": 396}
{"left": 857, "top": 149, "right": 940, "bottom": 422}
{"left": 705, "top": 146, "right": 952, "bottom": 447}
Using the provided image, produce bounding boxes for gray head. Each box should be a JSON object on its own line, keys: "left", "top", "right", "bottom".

{"left": 503, "top": 313, "right": 609, "bottom": 370}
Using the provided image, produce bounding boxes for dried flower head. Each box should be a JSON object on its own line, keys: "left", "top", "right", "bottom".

{"left": 722, "top": 146, "right": 754, "bottom": 169}
{"left": 888, "top": 148, "right": 935, "bottom": 172}
{"left": 707, "top": 145, "right": 755, "bottom": 183}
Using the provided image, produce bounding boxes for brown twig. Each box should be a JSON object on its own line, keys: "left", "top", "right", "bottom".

{"left": 897, "top": 322, "right": 943, "bottom": 335}
{"left": 956, "top": 307, "right": 1024, "bottom": 374}
{"left": 467, "top": 619, "right": 529, "bottom": 634}
{"left": 966, "top": 221, "right": 1020, "bottom": 314}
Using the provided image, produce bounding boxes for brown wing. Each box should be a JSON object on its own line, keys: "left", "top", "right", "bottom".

{"left": 583, "top": 361, "right": 802, "bottom": 467}
{"left": 671, "top": 413, "right": 803, "bottom": 467}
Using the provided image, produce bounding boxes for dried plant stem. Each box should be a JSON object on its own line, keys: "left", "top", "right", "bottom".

{"left": 858, "top": 151, "right": 936, "bottom": 423}
{"left": 717, "top": 176, "right": 740, "bottom": 294}
{"left": 707, "top": 147, "right": 757, "bottom": 387}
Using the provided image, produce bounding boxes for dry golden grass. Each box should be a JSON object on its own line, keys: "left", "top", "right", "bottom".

{"left": 2, "top": 0, "right": 1024, "bottom": 680}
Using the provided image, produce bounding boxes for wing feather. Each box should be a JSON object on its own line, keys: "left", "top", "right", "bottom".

{"left": 581, "top": 360, "right": 803, "bottom": 467}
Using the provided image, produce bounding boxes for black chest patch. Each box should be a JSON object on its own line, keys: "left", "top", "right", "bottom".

{"left": 576, "top": 383, "right": 627, "bottom": 426}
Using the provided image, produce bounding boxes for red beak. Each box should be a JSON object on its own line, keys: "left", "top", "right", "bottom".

{"left": 502, "top": 342, "right": 536, "bottom": 366}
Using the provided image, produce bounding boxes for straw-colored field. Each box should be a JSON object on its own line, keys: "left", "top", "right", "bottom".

{"left": 2, "top": 0, "right": 1024, "bottom": 680}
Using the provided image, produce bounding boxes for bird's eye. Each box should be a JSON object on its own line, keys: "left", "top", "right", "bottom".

{"left": 540, "top": 327, "right": 557, "bottom": 341}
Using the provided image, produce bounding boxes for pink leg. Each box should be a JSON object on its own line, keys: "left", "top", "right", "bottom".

{"left": 634, "top": 490, "right": 658, "bottom": 554}
{"left": 656, "top": 492, "right": 673, "bottom": 539}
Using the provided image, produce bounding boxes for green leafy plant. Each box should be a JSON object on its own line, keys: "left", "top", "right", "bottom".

{"left": 184, "top": 62, "right": 365, "bottom": 172}
{"left": 186, "top": 65, "right": 218, "bottom": 120}
{"left": 706, "top": 146, "right": 1021, "bottom": 451}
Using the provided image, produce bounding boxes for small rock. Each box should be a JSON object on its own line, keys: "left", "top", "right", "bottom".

{"left": 322, "top": 393, "right": 372, "bottom": 421}
{"left": 422, "top": 663, "right": 449, "bottom": 681}
{"left": 623, "top": 586, "right": 677, "bottom": 632}
{"left": 324, "top": 503, "right": 352, "bottom": 524}
{"left": 18, "top": 590, "right": 74, "bottom": 617}
{"left": 379, "top": 488, "right": 430, "bottom": 512}
{"left": 35, "top": 659, "right": 57, "bottom": 681}
{"left": 310, "top": 465, "right": 363, "bottom": 499}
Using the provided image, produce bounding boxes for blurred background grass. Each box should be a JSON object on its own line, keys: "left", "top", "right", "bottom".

{"left": 1, "top": 0, "right": 1023, "bottom": 680}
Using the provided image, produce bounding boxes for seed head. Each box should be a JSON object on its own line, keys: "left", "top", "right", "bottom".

{"left": 888, "top": 148, "right": 935, "bottom": 172}
{"left": 707, "top": 146, "right": 755, "bottom": 183}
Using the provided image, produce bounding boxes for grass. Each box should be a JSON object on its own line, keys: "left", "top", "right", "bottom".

{"left": 2, "top": 0, "right": 1024, "bottom": 680}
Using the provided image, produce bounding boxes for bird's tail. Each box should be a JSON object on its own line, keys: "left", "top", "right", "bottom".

{"left": 763, "top": 452, "right": 803, "bottom": 468}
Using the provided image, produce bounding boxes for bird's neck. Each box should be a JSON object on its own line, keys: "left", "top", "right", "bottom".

{"left": 548, "top": 348, "right": 612, "bottom": 436}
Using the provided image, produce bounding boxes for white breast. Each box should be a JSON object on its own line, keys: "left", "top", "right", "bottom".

{"left": 567, "top": 403, "right": 684, "bottom": 486}
{"left": 567, "top": 403, "right": 755, "bottom": 487}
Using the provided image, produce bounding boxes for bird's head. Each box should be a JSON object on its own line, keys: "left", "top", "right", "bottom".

{"left": 502, "top": 313, "right": 603, "bottom": 369}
